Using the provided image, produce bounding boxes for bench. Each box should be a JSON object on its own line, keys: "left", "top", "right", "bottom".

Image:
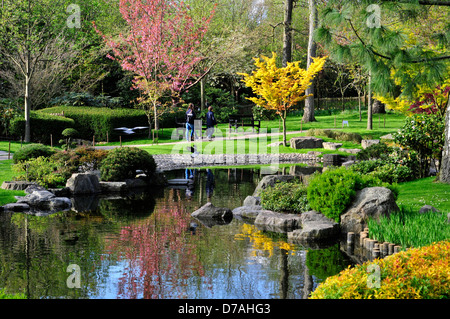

{"left": 229, "top": 115, "right": 261, "bottom": 134}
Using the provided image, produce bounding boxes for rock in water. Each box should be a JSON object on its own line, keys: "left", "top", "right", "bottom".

{"left": 191, "top": 202, "right": 233, "bottom": 221}
{"left": 66, "top": 173, "right": 101, "bottom": 195}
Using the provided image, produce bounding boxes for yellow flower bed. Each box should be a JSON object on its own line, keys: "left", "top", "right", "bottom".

{"left": 310, "top": 240, "right": 450, "bottom": 299}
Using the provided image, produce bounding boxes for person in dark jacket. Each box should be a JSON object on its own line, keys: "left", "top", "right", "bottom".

{"left": 205, "top": 106, "right": 217, "bottom": 140}
{"left": 185, "top": 103, "right": 196, "bottom": 141}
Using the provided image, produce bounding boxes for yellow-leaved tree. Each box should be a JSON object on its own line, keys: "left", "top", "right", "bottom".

{"left": 238, "top": 52, "right": 327, "bottom": 146}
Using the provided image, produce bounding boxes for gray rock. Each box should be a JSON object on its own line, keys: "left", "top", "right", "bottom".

{"left": 42, "top": 197, "right": 72, "bottom": 211}
{"left": 1, "top": 181, "right": 38, "bottom": 191}
{"left": 16, "top": 189, "right": 56, "bottom": 206}
{"left": 340, "top": 187, "right": 399, "bottom": 234}
{"left": 254, "top": 210, "right": 302, "bottom": 233}
{"left": 2, "top": 203, "right": 30, "bottom": 212}
{"left": 13, "top": 187, "right": 72, "bottom": 212}
{"left": 253, "top": 175, "right": 300, "bottom": 196}
{"left": 192, "top": 202, "right": 233, "bottom": 221}
{"left": 24, "top": 184, "right": 47, "bottom": 194}
{"left": 48, "top": 187, "right": 71, "bottom": 197}
{"left": 322, "top": 154, "right": 342, "bottom": 167}
{"left": 380, "top": 133, "right": 394, "bottom": 140}
{"left": 66, "top": 173, "right": 101, "bottom": 195}
{"left": 342, "top": 160, "right": 356, "bottom": 167}
{"left": 243, "top": 195, "right": 261, "bottom": 206}
{"left": 288, "top": 210, "right": 339, "bottom": 242}
{"left": 361, "top": 139, "right": 380, "bottom": 149}
{"left": 338, "top": 148, "right": 362, "bottom": 155}
{"left": 290, "top": 136, "right": 323, "bottom": 149}
{"left": 288, "top": 223, "right": 339, "bottom": 242}
{"left": 419, "top": 205, "right": 440, "bottom": 214}
{"left": 100, "top": 181, "right": 128, "bottom": 193}
{"left": 232, "top": 205, "right": 272, "bottom": 220}
{"left": 323, "top": 142, "right": 343, "bottom": 150}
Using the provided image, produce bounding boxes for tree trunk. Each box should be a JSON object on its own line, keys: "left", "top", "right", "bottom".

{"left": 282, "top": 0, "right": 293, "bottom": 67}
{"left": 367, "top": 72, "right": 373, "bottom": 130}
{"left": 24, "top": 74, "right": 31, "bottom": 143}
{"left": 282, "top": 114, "right": 287, "bottom": 147}
{"left": 200, "top": 77, "right": 205, "bottom": 112}
{"left": 358, "top": 90, "right": 362, "bottom": 121}
{"left": 440, "top": 96, "right": 450, "bottom": 183}
{"left": 153, "top": 102, "right": 159, "bottom": 142}
{"left": 302, "top": 0, "right": 318, "bottom": 123}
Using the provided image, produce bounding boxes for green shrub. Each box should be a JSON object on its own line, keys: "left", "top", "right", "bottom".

{"left": 9, "top": 112, "right": 75, "bottom": 144}
{"left": 394, "top": 114, "right": 445, "bottom": 178}
{"left": 100, "top": 147, "right": 156, "bottom": 181}
{"left": 38, "top": 106, "right": 148, "bottom": 141}
{"left": 260, "top": 180, "right": 310, "bottom": 214}
{"left": 351, "top": 160, "right": 413, "bottom": 184}
{"left": 61, "top": 128, "right": 79, "bottom": 138}
{"left": 306, "top": 167, "right": 391, "bottom": 222}
{"left": 13, "top": 146, "right": 110, "bottom": 188}
{"left": 356, "top": 142, "right": 393, "bottom": 160}
{"left": 13, "top": 143, "right": 56, "bottom": 164}
{"left": 370, "top": 163, "right": 413, "bottom": 184}
{"left": 13, "top": 156, "right": 68, "bottom": 188}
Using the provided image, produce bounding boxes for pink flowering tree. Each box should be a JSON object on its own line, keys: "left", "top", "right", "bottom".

{"left": 94, "top": 0, "right": 216, "bottom": 138}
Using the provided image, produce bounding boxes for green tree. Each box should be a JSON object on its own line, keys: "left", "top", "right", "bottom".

{"left": 0, "top": 0, "right": 79, "bottom": 142}
{"left": 315, "top": 0, "right": 450, "bottom": 181}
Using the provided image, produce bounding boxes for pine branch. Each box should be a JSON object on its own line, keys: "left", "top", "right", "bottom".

{"left": 380, "top": 0, "right": 450, "bottom": 6}
{"left": 347, "top": 19, "right": 450, "bottom": 64}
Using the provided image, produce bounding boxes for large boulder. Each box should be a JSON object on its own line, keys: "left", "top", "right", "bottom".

{"left": 253, "top": 175, "right": 300, "bottom": 196}
{"left": 66, "top": 173, "right": 101, "bottom": 195}
{"left": 340, "top": 187, "right": 399, "bottom": 234}
{"left": 192, "top": 202, "right": 233, "bottom": 222}
{"left": 254, "top": 210, "right": 302, "bottom": 233}
{"left": 290, "top": 137, "right": 323, "bottom": 149}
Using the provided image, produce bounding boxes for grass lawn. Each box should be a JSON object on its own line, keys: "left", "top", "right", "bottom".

{"left": 396, "top": 177, "right": 450, "bottom": 213}
{"left": 100, "top": 110, "right": 406, "bottom": 148}
{"left": 0, "top": 160, "right": 25, "bottom": 206}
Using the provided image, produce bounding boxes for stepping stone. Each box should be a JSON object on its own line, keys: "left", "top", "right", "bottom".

{"left": 323, "top": 142, "right": 343, "bottom": 150}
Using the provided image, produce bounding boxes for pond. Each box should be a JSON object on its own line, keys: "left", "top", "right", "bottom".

{"left": 0, "top": 167, "right": 355, "bottom": 299}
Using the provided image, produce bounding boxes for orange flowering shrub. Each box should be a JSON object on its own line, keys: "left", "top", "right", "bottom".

{"left": 310, "top": 240, "right": 450, "bottom": 299}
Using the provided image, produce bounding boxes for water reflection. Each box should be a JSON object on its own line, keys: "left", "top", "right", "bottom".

{"left": 0, "top": 167, "right": 354, "bottom": 299}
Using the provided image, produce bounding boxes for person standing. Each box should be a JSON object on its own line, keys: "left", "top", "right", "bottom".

{"left": 185, "top": 103, "right": 196, "bottom": 141}
{"left": 206, "top": 106, "right": 217, "bottom": 140}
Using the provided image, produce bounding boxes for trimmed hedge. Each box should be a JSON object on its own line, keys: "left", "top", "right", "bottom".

{"left": 310, "top": 240, "right": 450, "bottom": 299}
{"left": 100, "top": 147, "right": 156, "bottom": 181}
{"left": 9, "top": 112, "right": 75, "bottom": 144}
{"left": 38, "top": 106, "right": 148, "bottom": 141}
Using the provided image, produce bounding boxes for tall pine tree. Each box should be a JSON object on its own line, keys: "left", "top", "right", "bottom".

{"left": 316, "top": 0, "right": 450, "bottom": 182}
